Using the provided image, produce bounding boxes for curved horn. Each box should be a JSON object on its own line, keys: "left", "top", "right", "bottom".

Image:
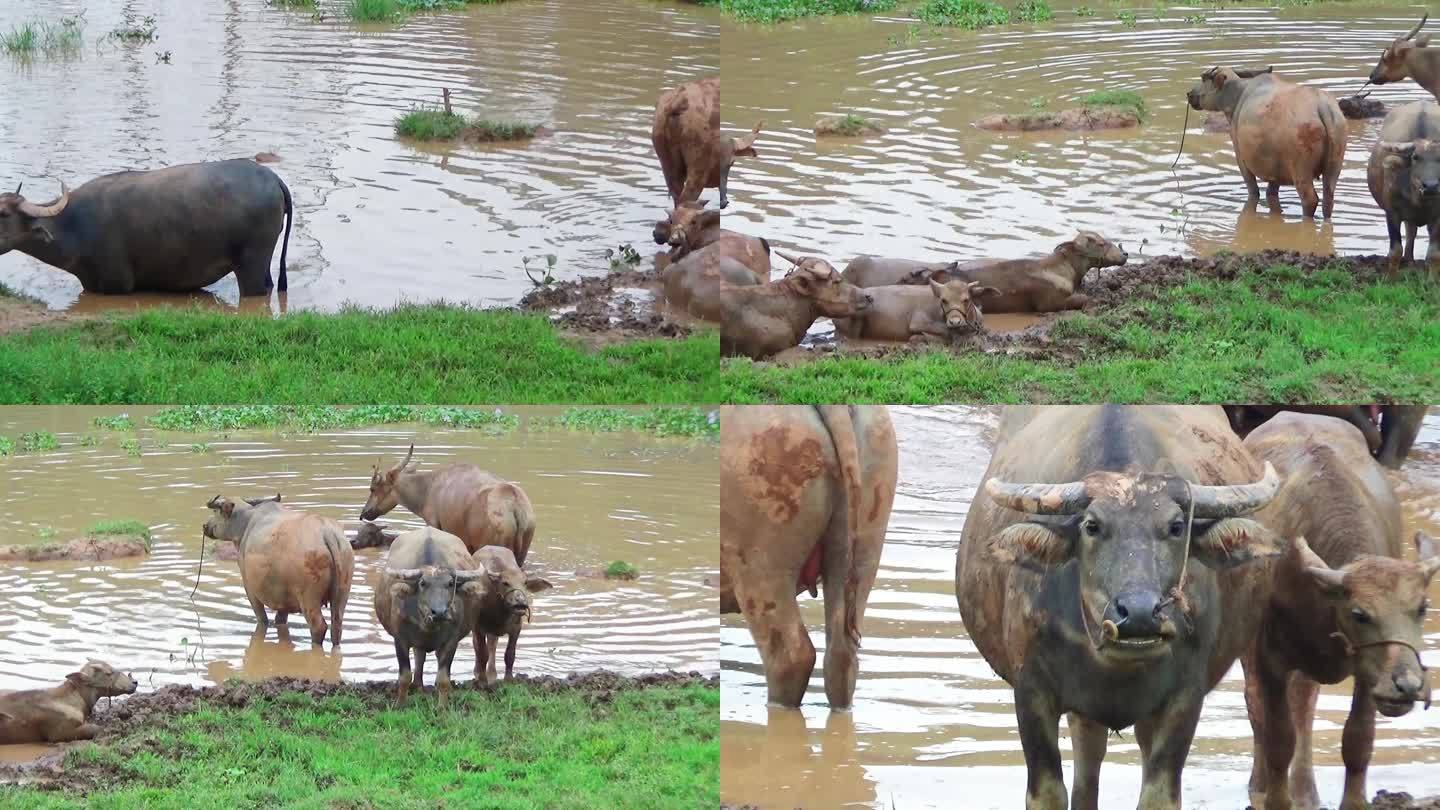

{"left": 1406, "top": 12, "right": 1429, "bottom": 40}
{"left": 386, "top": 567, "right": 425, "bottom": 581}
{"left": 244, "top": 493, "right": 282, "bottom": 506}
{"left": 985, "top": 477, "right": 1091, "bottom": 515}
{"left": 1234, "top": 65, "right": 1274, "bottom": 79}
{"left": 13, "top": 183, "right": 20, "bottom": 195}
{"left": 391, "top": 444, "right": 415, "bottom": 473}
{"left": 1187, "top": 461, "right": 1279, "bottom": 518}
{"left": 17, "top": 182, "right": 68, "bottom": 218}
{"left": 734, "top": 121, "right": 763, "bottom": 150}
{"left": 775, "top": 250, "right": 802, "bottom": 266}
{"left": 206, "top": 494, "right": 223, "bottom": 510}
{"left": 454, "top": 568, "right": 488, "bottom": 582}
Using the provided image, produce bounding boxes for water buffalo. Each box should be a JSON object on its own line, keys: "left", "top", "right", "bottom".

{"left": 1225, "top": 405, "right": 1430, "bottom": 469}
{"left": 1242, "top": 414, "right": 1439, "bottom": 810}
{"left": 470, "top": 545, "right": 553, "bottom": 684}
{"left": 1368, "top": 15, "right": 1437, "bottom": 101}
{"left": 651, "top": 77, "right": 762, "bottom": 209}
{"left": 832, "top": 278, "right": 999, "bottom": 341}
{"left": 919, "top": 231, "right": 1129, "bottom": 313}
{"left": 1367, "top": 100, "right": 1440, "bottom": 279}
{"left": 0, "top": 159, "right": 293, "bottom": 295}
{"left": 352, "top": 522, "right": 399, "bottom": 550}
{"left": 360, "top": 445, "right": 535, "bottom": 565}
{"left": 374, "top": 527, "right": 488, "bottom": 706}
{"left": 957, "top": 405, "right": 1285, "bottom": 809}
{"left": 841, "top": 256, "right": 959, "bottom": 289}
{"left": 0, "top": 661, "right": 137, "bottom": 743}
{"left": 663, "top": 247, "right": 760, "bottom": 322}
{"left": 204, "top": 494, "right": 353, "bottom": 646}
{"left": 1187, "top": 68, "right": 1346, "bottom": 219}
{"left": 654, "top": 201, "right": 771, "bottom": 278}
{"left": 720, "top": 253, "right": 873, "bottom": 360}
{"left": 720, "top": 405, "right": 899, "bottom": 708}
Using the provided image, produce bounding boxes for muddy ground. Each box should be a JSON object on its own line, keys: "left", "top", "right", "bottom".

{"left": 0, "top": 669, "right": 716, "bottom": 792}
{"left": 519, "top": 259, "right": 702, "bottom": 344}
{"left": 0, "top": 537, "right": 147, "bottom": 562}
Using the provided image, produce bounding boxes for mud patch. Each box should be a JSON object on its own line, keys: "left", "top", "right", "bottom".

{"left": 519, "top": 262, "right": 697, "bottom": 342}
{"left": 976, "top": 107, "right": 1140, "bottom": 132}
{"left": 0, "top": 298, "right": 81, "bottom": 336}
{"left": 0, "top": 537, "right": 147, "bottom": 562}
{"left": 1343, "top": 792, "right": 1440, "bottom": 810}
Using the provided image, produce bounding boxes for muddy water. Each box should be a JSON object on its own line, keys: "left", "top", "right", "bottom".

{"left": 0, "top": 0, "right": 718, "bottom": 311}
{"left": 0, "top": 406, "right": 717, "bottom": 706}
{"left": 720, "top": 406, "right": 1440, "bottom": 809}
{"left": 723, "top": 5, "right": 1432, "bottom": 275}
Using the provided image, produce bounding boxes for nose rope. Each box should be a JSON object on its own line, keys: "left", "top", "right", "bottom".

{"left": 1330, "top": 630, "right": 1432, "bottom": 709}
{"left": 1171, "top": 104, "right": 1191, "bottom": 170}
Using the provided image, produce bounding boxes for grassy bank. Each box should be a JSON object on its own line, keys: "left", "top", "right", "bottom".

{"left": 0, "top": 305, "right": 719, "bottom": 404}
{"left": 0, "top": 676, "right": 717, "bottom": 810}
{"left": 395, "top": 106, "right": 540, "bottom": 142}
{"left": 346, "top": 0, "right": 516, "bottom": 23}
{"left": 722, "top": 261, "right": 1439, "bottom": 403}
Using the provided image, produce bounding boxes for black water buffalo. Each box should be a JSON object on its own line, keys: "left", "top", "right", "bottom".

{"left": 373, "top": 527, "right": 487, "bottom": 706}
{"left": 1225, "top": 405, "right": 1429, "bottom": 469}
{"left": 957, "top": 405, "right": 1286, "bottom": 810}
{"left": 1368, "top": 100, "right": 1440, "bottom": 278}
{"left": 0, "top": 159, "right": 292, "bottom": 295}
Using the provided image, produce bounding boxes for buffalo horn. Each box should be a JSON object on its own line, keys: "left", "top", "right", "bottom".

{"left": 17, "top": 182, "right": 68, "bottom": 218}
{"left": 386, "top": 567, "right": 425, "bottom": 582}
{"left": 453, "top": 569, "right": 487, "bottom": 582}
{"left": 206, "top": 494, "right": 224, "bottom": 510}
{"left": 775, "top": 250, "right": 802, "bottom": 266}
{"left": 984, "top": 477, "right": 1091, "bottom": 515}
{"left": 1379, "top": 141, "right": 1418, "bottom": 158}
{"left": 1407, "top": 12, "right": 1429, "bottom": 40}
{"left": 1186, "top": 461, "right": 1279, "bottom": 518}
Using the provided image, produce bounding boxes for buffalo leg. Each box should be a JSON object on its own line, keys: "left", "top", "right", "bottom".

{"left": 435, "top": 641, "right": 459, "bottom": 708}
{"left": 301, "top": 602, "right": 328, "bottom": 646}
{"left": 739, "top": 579, "right": 815, "bottom": 708}
{"left": 1287, "top": 673, "right": 1322, "bottom": 810}
{"left": 1295, "top": 175, "right": 1319, "bottom": 220}
{"left": 1405, "top": 221, "right": 1418, "bottom": 263}
{"left": 44, "top": 721, "right": 102, "bottom": 743}
{"left": 1266, "top": 182, "right": 1281, "bottom": 210}
{"left": 1255, "top": 657, "right": 1297, "bottom": 810}
{"left": 329, "top": 589, "right": 347, "bottom": 647}
{"left": 1386, "top": 213, "right": 1405, "bottom": 278}
{"left": 821, "top": 507, "right": 865, "bottom": 708}
{"left": 471, "top": 627, "right": 490, "bottom": 683}
{"left": 394, "top": 640, "right": 412, "bottom": 704}
{"left": 1241, "top": 166, "right": 1261, "bottom": 207}
{"left": 678, "top": 166, "right": 707, "bottom": 206}
{"left": 413, "top": 647, "right": 427, "bottom": 690}
{"left": 1134, "top": 697, "right": 1203, "bottom": 810}
{"left": 235, "top": 241, "right": 279, "bottom": 297}
{"left": 486, "top": 633, "right": 500, "bottom": 683}
{"left": 1426, "top": 222, "right": 1440, "bottom": 281}
{"left": 1058, "top": 293, "right": 1091, "bottom": 311}
{"left": 1339, "top": 682, "right": 1376, "bottom": 810}
{"left": 1321, "top": 170, "right": 1338, "bottom": 219}
{"left": 1015, "top": 686, "right": 1065, "bottom": 810}
{"left": 1242, "top": 651, "right": 1271, "bottom": 808}
{"left": 1067, "top": 712, "right": 1109, "bottom": 810}
{"left": 248, "top": 595, "right": 270, "bottom": 630}
{"left": 274, "top": 611, "right": 289, "bottom": 625}
{"left": 504, "top": 630, "right": 519, "bottom": 679}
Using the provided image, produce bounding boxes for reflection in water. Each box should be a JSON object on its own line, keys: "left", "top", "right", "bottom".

{"left": 0, "top": 407, "right": 718, "bottom": 696}
{"left": 722, "top": 7, "right": 1423, "bottom": 269}
{"left": 720, "top": 406, "right": 1440, "bottom": 809}
{"left": 0, "top": 0, "right": 719, "bottom": 312}
{"left": 1187, "top": 204, "right": 1338, "bottom": 257}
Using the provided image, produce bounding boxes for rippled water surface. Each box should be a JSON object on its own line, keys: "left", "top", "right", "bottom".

{"left": 723, "top": 5, "right": 1435, "bottom": 273}
{"left": 0, "top": 407, "right": 718, "bottom": 702}
{"left": 0, "top": 0, "right": 718, "bottom": 311}
{"left": 721, "top": 406, "right": 1440, "bottom": 809}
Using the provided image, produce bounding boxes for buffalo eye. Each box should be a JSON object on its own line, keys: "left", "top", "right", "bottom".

{"left": 1082, "top": 517, "right": 1101, "bottom": 535}
{"left": 1420, "top": 600, "right": 1430, "bottom": 618}
{"left": 1352, "top": 608, "right": 1372, "bottom": 624}
{"left": 1169, "top": 519, "right": 1185, "bottom": 538}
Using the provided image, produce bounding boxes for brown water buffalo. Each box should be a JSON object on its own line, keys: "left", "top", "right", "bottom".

{"left": 352, "top": 522, "right": 399, "bottom": 550}
{"left": 832, "top": 278, "right": 999, "bottom": 341}
{"left": 958, "top": 406, "right": 1285, "bottom": 810}
{"left": 720, "top": 405, "right": 899, "bottom": 708}
{"left": 651, "top": 77, "right": 762, "bottom": 209}
{"left": 0, "top": 159, "right": 293, "bottom": 295}
{"left": 374, "top": 527, "right": 488, "bottom": 706}
{"left": 1242, "top": 414, "right": 1439, "bottom": 810}
{"left": 1369, "top": 15, "right": 1438, "bottom": 101}
{"left": 203, "top": 494, "right": 354, "bottom": 646}
{"left": 917, "top": 231, "right": 1128, "bottom": 312}
{"left": 360, "top": 445, "right": 535, "bottom": 565}
{"left": 653, "top": 201, "right": 771, "bottom": 278}
{"left": 1186, "top": 68, "right": 1346, "bottom": 219}
{"left": 1367, "top": 100, "right": 1440, "bottom": 279}
{"left": 841, "top": 256, "right": 959, "bottom": 288}
{"left": 0, "top": 661, "right": 137, "bottom": 743}
{"left": 470, "top": 545, "right": 553, "bottom": 684}
{"left": 663, "top": 246, "right": 759, "bottom": 322}
{"left": 720, "top": 253, "right": 874, "bottom": 360}
{"left": 1225, "top": 405, "right": 1430, "bottom": 469}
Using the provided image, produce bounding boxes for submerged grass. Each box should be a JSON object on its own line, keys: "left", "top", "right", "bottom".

{"left": 536, "top": 407, "right": 720, "bottom": 438}
{"left": 394, "top": 106, "right": 539, "bottom": 142}
{"left": 0, "top": 306, "right": 719, "bottom": 404}
{"left": 0, "top": 681, "right": 718, "bottom": 810}
{"left": 18, "top": 431, "right": 59, "bottom": 453}
{"left": 815, "top": 112, "right": 883, "bottom": 137}
{"left": 92, "top": 414, "right": 135, "bottom": 431}
{"left": 1, "top": 15, "right": 85, "bottom": 56}
{"left": 605, "top": 560, "right": 640, "bottom": 580}
{"left": 722, "top": 264, "right": 1440, "bottom": 403}
{"left": 347, "top": 0, "right": 519, "bottom": 22}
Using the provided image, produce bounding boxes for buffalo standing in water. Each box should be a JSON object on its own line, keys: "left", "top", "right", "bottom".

{"left": 652, "top": 77, "right": 761, "bottom": 209}
{"left": 0, "top": 159, "right": 293, "bottom": 295}
{"left": 1368, "top": 100, "right": 1440, "bottom": 279}
{"left": 958, "top": 406, "right": 1286, "bottom": 809}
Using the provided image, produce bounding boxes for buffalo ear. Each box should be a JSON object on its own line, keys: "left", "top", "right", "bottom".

{"left": 986, "top": 522, "right": 1071, "bottom": 570}
{"left": 525, "top": 576, "right": 553, "bottom": 594}
{"left": 973, "top": 285, "right": 1002, "bottom": 300}
{"left": 1190, "top": 518, "right": 1283, "bottom": 569}
{"left": 221, "top": 499, "right": 236, "bottom": 518}
{"left": 64, "top": 671, "right": 86, "bottom": 687}
{"left": 928, "top": 279, "right": 945, "bottom": 298}
{"left": 459, "top": 581, "right": 488, "bottom": 600}
{"left": 389, "top": 582, "right": 414, "bottom": 600}
{"left": 1416, "top": 531, "right": 1440, "bottom": 580}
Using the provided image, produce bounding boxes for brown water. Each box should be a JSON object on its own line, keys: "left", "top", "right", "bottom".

{"left": 0, "top": 406, "right": 718, "bottom": 708}
{"left": 722, "top": 5, "right": 1432, "bottom": 274}
{"left": 720, "top": 406, "right": 1440, "bottom": 809}
{"left": 0, "top": 0, "right": 719, "bottom": 311}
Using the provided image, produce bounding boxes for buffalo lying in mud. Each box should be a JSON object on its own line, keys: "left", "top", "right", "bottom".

{"left": 0, "top": 661, "right": 137, "bottom": 743}
{"left": 470, "top": 545, "right": 553, "bottom": 684}
{"left": 720, "top": 253, "right": 873, "bottom": 360}
{"left": 957, "top": 405, "right": 1286, "bottom": 809}
{"left": 374, "top": 527, "right": 487, "bottom": 706}
{"left": 652, "top": 77, "right": 761, "bottom": 209}
{"left": 655, "top": 201, "right": 771, "bottom": 278}
{"left": 1225, "top": 405, "right": 1428, "bottom": 469}
{"left": 1187, "top": 67, "right": 1346, "bottom": 219}
{"left": 720, "top": 406, "right": 898, "bottom": 708}
{"left": 663, "top": 246, "right": 760, "bottom": 322}
{"left": 1368, "top": 100, "right": 1440, "bottom": 279}
{"left": 0, "top": 159, "right": 293, "bottom": 295}
{"left": 1370, "top": 14, "right": 1439, "bottom": 102}
{"left": 361, "top": 445, "right": 535, "bottom": 565}
{"left": 1242, "top": 414, "right": 1439, "bottom": 810}
{"left": 842, "top": 256, "right": 959, "bottom": 289}
{"left": 203, "top": 494, "right": 354, "bottom": 646}
{"left": 832, "top": 278, "right": 998, "bottom": 342}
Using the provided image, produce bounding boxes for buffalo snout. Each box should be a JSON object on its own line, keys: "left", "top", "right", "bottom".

{"left": 1422, "top": 180, "right": 1440, "bottom": 197}
{"left": 1106, "top": 590, "right": 1166, "bottom": 639}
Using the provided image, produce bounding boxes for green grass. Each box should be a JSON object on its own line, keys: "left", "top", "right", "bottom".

{"left": 120, "top": 437, "right": 143, "bottom": 457}
{"left": 915, "top": 0, "right": 1011, "bottom": 28}
{"left": 0, "top": 437, "right": 13, "bottom": 456}
{"left": 86, "top": 520, "right": 152, "bottom": 549}
{"left": 721, "top": 264, "right": 1440, "bottom": 403}
{"left": 93, "top": 414, "right": 135, "bottom": 431}
{"left": 605, "top": 560, "right": 640, "bottom": 580}
{"left": 147, "top": 405, "right": 521, "bottom": 433}
{"left": 1117, "top": 8, "right": 1138, "bottom": 25}
{"left": 536, "top": 407, "right": 720, "bottom": 438}
{"left": 0, "top": 306, "right": 719, "bottom": 404}
{"left": 268, "top": 0, "right": 318, "bottom": 7}
{"left": 718, "top": 0, "right": 899, "bottom": 23}
{"left": 18, "top": 431, "right": 59, "bottom": 453}
{"left": 346, "top": 0, "right": 403, "bottom": 21}
{"left": 1080, "top": 89, "right": 1146, "bottom": 121}
{"left": 395, "top": 106, "right": 540, "bottom": 142}
{"left": 1015, "top": 0, "right": 1054, "bottom": 21}
{"left": 106, "top": 15, "right": 157, "bottom": 43}
{"left": 1075, "top": 4, "right": 1096, "bottom": 14}
{"left": 1, "top": 15, "right": 85, "bottom": 56}
{"left": 815, "top": 113, "right": 881, "bottom": 137}
{"left": 0, "top": 681, "right": 717, "bottom": 810}
{"left": 348, "top": 0, "right": 519, "bottom": 23}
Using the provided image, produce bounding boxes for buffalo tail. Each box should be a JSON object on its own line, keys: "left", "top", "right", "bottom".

{"left": 277, "top": 176, "right": 293, "bottom": 292}
{"left": 817, "top": 405, "right": 865, "bottom": 649}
